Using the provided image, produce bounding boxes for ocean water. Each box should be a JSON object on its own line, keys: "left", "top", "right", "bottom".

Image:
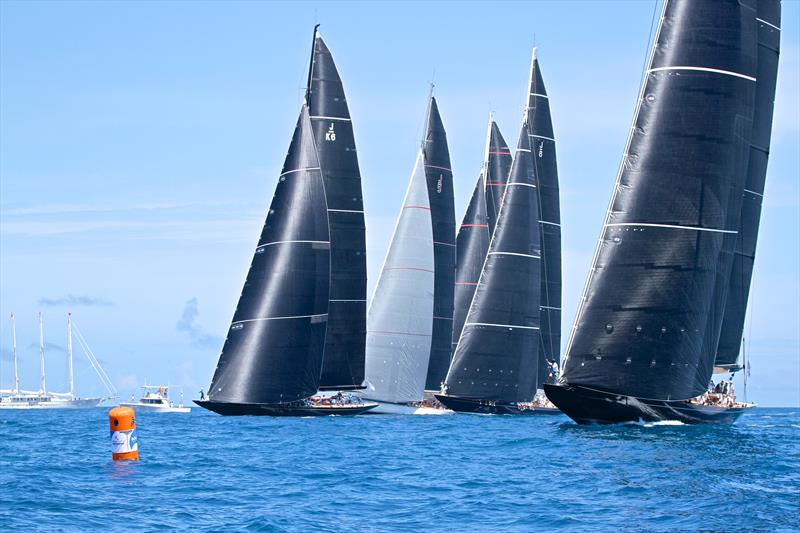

{"left": 1, "top": 407, "right": 798, "bottom": 531}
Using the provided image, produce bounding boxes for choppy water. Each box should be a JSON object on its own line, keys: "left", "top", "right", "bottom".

{"left": 1, "top": 407, "right": 798, "bottom": 531}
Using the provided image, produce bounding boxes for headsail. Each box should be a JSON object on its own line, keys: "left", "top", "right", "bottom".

{"left": 526, "top": 48, "right": 562, "bottom": 384}
{"left": 560, "top": 0, "right": 758, "bottom": 401}
{"left": 364, "top": 153, "right": 435, "bottom": 403}
{"left": 306, "top": 29, "right": 368, "bottom": 390}
{"left": 715, "top": 0, "right": 782, "bottom": 371}
{"left": 422, "top": 97, "right": 456, "bottom": 391}
{"left": 444, "top": 122, "right": 542, "bottom": 403}
{"left": 206, "top": 105, "right": 330, "bottom": 404}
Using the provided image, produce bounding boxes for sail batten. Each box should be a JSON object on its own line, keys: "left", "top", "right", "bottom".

{"left": 560, "top": 0, "right": 759, "bottom": 401}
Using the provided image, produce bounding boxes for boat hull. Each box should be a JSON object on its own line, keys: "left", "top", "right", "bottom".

{"left": 194, "top": 400, "right": 377, "bottom": 417}
{"left": 362, "top": 401, "right": 453, "bottom": 415}
{"left": 120, "top": 402, "right": 191, "bottom": 413}
{"left": 543, "top": 383, "right": 751, "bottom": 425}
{"left": 0, "top": 397, "right": 103, "bottom": 410}
{"left": 434, "top": 394, "right": 563, "bottom": 416}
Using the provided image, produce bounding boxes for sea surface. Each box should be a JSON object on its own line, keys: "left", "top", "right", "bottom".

{"left": 1, "top": 407, "right": 798, "bottom": 531}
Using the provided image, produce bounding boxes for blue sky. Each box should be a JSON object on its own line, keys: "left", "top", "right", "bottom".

{"left": 1, "top": 1, "right": 798, "bottom": 406}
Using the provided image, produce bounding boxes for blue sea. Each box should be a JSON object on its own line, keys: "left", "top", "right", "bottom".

{"left": 1, "top": 408, "right": 798, "bottom": 531}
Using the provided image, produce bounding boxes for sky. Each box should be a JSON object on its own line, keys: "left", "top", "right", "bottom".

{"left": 1, "top": 1, "right": 798, "bottom": 406}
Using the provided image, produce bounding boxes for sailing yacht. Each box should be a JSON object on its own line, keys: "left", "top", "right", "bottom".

{"left": 361, "top": 93, "right": 455, "bottom": 415}
{"left": 545, "top": 0, "right": 781, "bottom": 424}
{"left": 196, "top": 26, "right": 376, "bottom": 416}
{"left": 0, "top": 313, "right": 116, "bottom": 409}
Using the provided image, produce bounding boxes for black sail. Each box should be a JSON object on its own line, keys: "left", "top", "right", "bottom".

{"left": 452, "top": 161, "right": 491, "bottom": 355}
{"left": 306, "top": 31, "right": 368, "bottom": 390}
{"left": 484, "top": 120, "right": 514, "bottom": 236}
{"left": 444, "top": 122, "right": 542, "bottom": 403}
{"left": 716, "top": 0, "right": 782, "bottom": 370}
{"left": 423, "top": 97, "right": 457, "bottom": 391}
{"left": 561, "top": 0, "right": 757, "bottom": 401}
{"left": 526, "top": 49, "right": 562, "bottom": 384}
{"left": 206, "top": 106, "right": 330, "bottom": 404}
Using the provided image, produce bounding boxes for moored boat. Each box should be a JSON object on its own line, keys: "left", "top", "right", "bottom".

{"left": 121, "top": 385, "right": 191, "bottom": 413}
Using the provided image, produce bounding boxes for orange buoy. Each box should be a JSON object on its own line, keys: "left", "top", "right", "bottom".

{"left": 109, "top": 406, "right": 139, "bottom": 461}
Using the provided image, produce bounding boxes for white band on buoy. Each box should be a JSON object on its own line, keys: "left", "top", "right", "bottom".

{"left": 110, "top": 429, "right": 138, "bottom": 454}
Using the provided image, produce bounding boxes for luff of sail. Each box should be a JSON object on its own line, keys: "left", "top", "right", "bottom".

{"left": 451, "top": 121, "right": 492, "bottom": 356}
{"left": 715, "top": 0, "right": 782, "bottom": 371}
{"left": 206, "top": 105, "right": 330, "bottom": 405}
{"left": 444, "top": 121, "right": 542, "bottom": 403}
{"left": 307, "top": 30, "right": 368, "bottom": 390}
{"left": 422, "top": 97, "right": 457, "bottom": 391}
{"left": 526, "top": 48, "right": 562, "bottom": 385}
{"left": 558, "top": 0, "right": 758, "bottom": 402}
{"left": 364, "top": 152, "right": 435, "bottom": 404}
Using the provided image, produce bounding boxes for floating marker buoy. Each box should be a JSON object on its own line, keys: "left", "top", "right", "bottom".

{"left": 109, "top": 406, "right": 139, "bottom": 461}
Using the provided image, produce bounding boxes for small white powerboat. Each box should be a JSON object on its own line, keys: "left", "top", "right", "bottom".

{"left": 121, "top": 385, "right": 191, "bottom": 413}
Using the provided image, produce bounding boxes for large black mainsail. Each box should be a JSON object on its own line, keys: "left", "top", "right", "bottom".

{"left": 423, "top": 97, "right": 457, "bottom": 391}
{"left": 204, "top": 106, "right": 330, "bottom": 406}
{"left": 451, "top": 118, "right": 505, "bottom": 355}
{"left": 438, "top": 121, "right": 542, "bottom": 410}
{"left": 526, "top": 49, "right": 562, "bottom": 384}
{"left": 546, "top": 0, "right": 761, "bottom": 424}
{"left": 715, "top": 0, "right": 782, "bottom": 371}
{"left": 306, "top": 30, "right": 368, "bottom": 390}
{"left": 198, "top": 27, "right": 375, "bottom": 416}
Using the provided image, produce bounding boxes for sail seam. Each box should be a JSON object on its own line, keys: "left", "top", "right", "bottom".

{"left": 743, "top": 188, "right": 763, "bottom": 197}
{"left": 330, "top": 299, "right": 366, "bottom": 302}
{"left": 384, "top": 267, "right": 434, "bottom": 273}
{"left": 256, "top": 240, "right": 329, "bottom": 250}
{"left": 424, "top": 164, "right": 452, "bottom": 172}
{"left": 488, "top": 251, "right": 541, "bottom": 259}
{"left": 529, "top": 134, "right": 555, "bottom": 142}
{"left": 529, "top": 92, "right": 549, "bottom": 99}
{"left": 464, "top": 322, "right": 540, "bottom": 330}
{"left": 516, "top": 148, "right": 532, "bottom": 153}
{"left": 648, "top": 66, "right": 756, "bottom": 82}
{"left": 756, "top": 17, "right": 781, "bottom": 31}
{"left": 506, "top": 182, "right": 536, "bottom": 188}
{"left": 280, "top": 167, "right": 321, "bottom": 177}
{"left": 541, "top": 306, "right": 561, "bottom": 310}
{"left": 232, "top": 314, "right": 327, "bottom": 325}
{"left": 434, "top": 241, "right": 456, "bottom": 247}
{"left": 309, "top": 115, "right": 351, "bottom": 121}
{"left": 605, "top": 222, "right": 737, "bottom": 234}
{"left": 328, "top": 209, "right": 364, "bottom": 213}
{"left": 540, "top": 220, "right": 561, "bottom": 226}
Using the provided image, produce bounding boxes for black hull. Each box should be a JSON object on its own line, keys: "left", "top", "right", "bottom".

{"left": 434, "top": 394, "right": 562, "bottom": 416}
{"left": 194, "top": 400, "right": 377, "bottom": 417}
{"left": 543, "top": 384, "right": 751, "bottom": 425}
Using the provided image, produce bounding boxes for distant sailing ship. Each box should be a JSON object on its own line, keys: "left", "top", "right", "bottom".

{"left": 545, "top": 0, "right": 781, "bottom": 424}
{"left": 437, "top": 48, "right": 562, "bottom": 415}
{"left": 362, "top": 93, "right": 455, "bottom": 415}
{"left": 0, "top": 313, "right": 116, "bottom": 409}
{"left": 196, "top": 26, "right": 376, "bottom": 416}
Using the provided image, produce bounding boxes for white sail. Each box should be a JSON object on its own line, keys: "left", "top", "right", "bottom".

{"left": 364, "top": 151, "right": 435, "bottom": 404}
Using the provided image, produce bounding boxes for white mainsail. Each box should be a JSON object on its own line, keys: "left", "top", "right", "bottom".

{"left": 364, "top": 151, "right": 435, "bottom": 404}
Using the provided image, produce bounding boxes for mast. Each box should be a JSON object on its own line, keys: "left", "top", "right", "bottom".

{"left": 11, "top": 313, "right": 19, "bottom": 394}
{"left": 525, "top": 47, "right": 562, "bottom": 385}
{"left": 67, "top": 312, "right": 74, "bottom": 397}
{"left": 444, "top": 119, "right": 542, "bottom": 402}
{"left": 560, "top": 0, "right": 758, "bottom": 401}
{"left": 715, "top": 0, "right": 782, "bottom": 371}
{"left": 38, "top": 312, "right": 47, "bottom": 395}
{"left": 306, "top": 29, "right": 368, "bottom": 391}
{"left": 421, "top": 96, "right": 456, "bottom": 391}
